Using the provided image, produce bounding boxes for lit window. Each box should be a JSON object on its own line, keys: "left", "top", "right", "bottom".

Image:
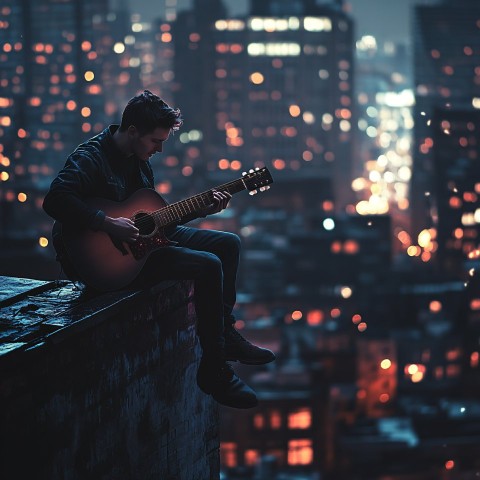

{"left": 253, "top": 413, "right": 265, "bottom": 429}
{"left": 182, "top": 166, "right": 193, "bottom": 176}
{"left": 273, "top": 159, "right": 285, "bottom": 170}
{"left": 379, "top": 393, "right": 390, "bottom": 403}
{"left": 446, "top": 348, "right": 462, "bottom": 361}
{"left": 445, "top": 460, "right": 455, "bottom": 470}
{"left": 215, "top": 19, "right": 245, "bottom": 30}
{"left": 471, "top": 299, "right": 480, "bottom": 311}
{"left": 289, "top": 105, "right": 301, "bottom": 117}
{"left": 247, "top": 43, "right": 301, "bottom": 56}
{"left": 161, "top": 32, "right": 172, "bottom": 42}
{"left": 429, "top": 300, "right": 442, "bottom": 313}
{"left": 307, "top": 310, "right": 324, "bottom": 325}
{"left": 474, "top": 208, "right": 480, "bottom": 224}
{"left": 220, "top": 442, "right": 237, "bottom": 468}
{"left": 357, "top": 322, "right": 367, "bottom": 332}
{"left": 250, "top": 72, "right": 264, "bottom": 84}
{"left": 381, "top": 359, "right": 392, "bottom": 369}
{"left": 288, "top": 408, "right": 311, "bottom": 429}
{"left": 462, "top": 213, "right": 476, "bottom": 226}
{"left": 38, "top": 237, "right": 48, "bottom": 247}
{"left": 288, "top": 439, "right": 313, "bottom": 465}
{"left": 303, "top": 112, "right": 315, "bottom": 124}
{"left": 352, "top": 314, "right": 362, "bottom": 324}
{"left": 270, "top": 410, "right": 282, "bottom": 429}
{"left": 291, "top": 310, "right": 302, "bottom": 321}
{"left": 87, "top": 85, "right": 102, "bottom": 95}
{"left": 446, "top": 364, "right": 461, "bottom": 377}
{"left": 113, "top": 42, "right": 125, "bottom": 54}
{"left": 304, "top": 17, "right": 332, "bottom": 32}
{"left": 245, "top": 450, "right": 259, "bottom": 466}
{"left": 215, "top": 20, "right": 227, "bottom": 30}
{"left": 343, "top": 240, "right": 359, "bottom": 254}
{"left": 471, "top": 351, "right": 479, "bottom": 367}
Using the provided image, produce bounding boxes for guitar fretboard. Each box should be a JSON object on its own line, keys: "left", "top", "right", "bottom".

{"left": 153, "top": 178, "right": 246, "bottom": 227}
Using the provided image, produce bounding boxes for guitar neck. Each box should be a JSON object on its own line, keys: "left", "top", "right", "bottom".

{"left": 155, "top": 178, "right": 247, "bottom": 227}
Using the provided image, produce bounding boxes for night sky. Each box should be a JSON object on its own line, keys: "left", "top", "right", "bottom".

{"left": 126, "top": 0, "right": 438, "bottom": 45}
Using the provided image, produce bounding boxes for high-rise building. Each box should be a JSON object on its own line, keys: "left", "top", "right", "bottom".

{"left": 0, "top": 0, "right": 143, "bottom": 244}
{"left": 430, "top": 107, "right": 480, "bottom": 276}
{"left": 354, "top": 38, "right": 413, "bottom": 243}
{"left": 412, "top": 0, "right": 480, "bottom": 237}
{"left": 173, "top": 0, "right": 354, "bottom": 212}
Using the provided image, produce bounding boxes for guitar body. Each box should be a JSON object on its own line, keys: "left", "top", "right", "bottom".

{"left": 63, "top": 188, "right": 171, "bottom": 291}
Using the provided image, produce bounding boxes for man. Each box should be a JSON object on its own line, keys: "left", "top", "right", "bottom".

{"left": 43, "top": 90, "right": 275, "bottom": 409}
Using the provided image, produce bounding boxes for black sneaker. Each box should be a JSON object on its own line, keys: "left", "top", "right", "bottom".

{"left": 197, "top": 358, "right": 258, "bottom": 409}
{"left": 224, "top": 325, "right": 276, "bottom": 365}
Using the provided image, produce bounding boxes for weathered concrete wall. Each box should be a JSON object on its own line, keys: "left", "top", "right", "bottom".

{"left": 0, "top": 277, "right": 219, "bottom": 480}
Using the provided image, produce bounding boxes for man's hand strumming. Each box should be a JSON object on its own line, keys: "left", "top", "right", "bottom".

{"left": 102, "top": 216, "right": 139, "bottom": 243}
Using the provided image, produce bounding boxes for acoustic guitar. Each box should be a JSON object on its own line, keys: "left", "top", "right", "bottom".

{"left": 62, "top": 167, "right": 273, "bottom": 291}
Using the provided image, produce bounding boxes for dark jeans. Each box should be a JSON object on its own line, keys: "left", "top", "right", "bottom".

{"left": 135, "top": 226, "right": 240, "bottom": 361}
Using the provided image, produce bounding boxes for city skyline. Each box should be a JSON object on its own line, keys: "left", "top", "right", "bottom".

{"left": 128, "top": 0, "right": 436, "bottom": 45}
{"left": 1, "top": 0, "right": 480, "bottom": 477}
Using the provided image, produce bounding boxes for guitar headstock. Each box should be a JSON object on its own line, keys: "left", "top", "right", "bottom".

{"left": 242, "top": 167, "right": 273, "bottom": 195}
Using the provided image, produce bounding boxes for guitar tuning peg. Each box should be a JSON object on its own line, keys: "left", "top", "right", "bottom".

{"left": 249, "top": 169, "right": 255, "bottom": 173}
{"left": 266, "top": 186, "right": 271, "bottom": 190}
{"left": 242, "top": 171, "right": 247, "bottom": 176}
{"left": 260, "top": 186, "right": 266, "bottom": 192}
{"left": 255, "top": 167, "right": 259, "bottom": 171}
{"left": 249, "top": 190, "right": 258, "bottom": 195}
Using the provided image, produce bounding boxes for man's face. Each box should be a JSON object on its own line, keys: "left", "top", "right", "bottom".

{"left": 130, "top": 126, "right": 171, "bottom": 161}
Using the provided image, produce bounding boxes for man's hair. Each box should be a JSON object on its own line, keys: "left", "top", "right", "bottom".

{"left": 119, "top": 90, "right": 183, "bottom": 135}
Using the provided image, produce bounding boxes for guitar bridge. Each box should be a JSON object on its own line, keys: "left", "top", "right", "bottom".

{"left": 129, "top": 231, "right": 172, "bottom": 260}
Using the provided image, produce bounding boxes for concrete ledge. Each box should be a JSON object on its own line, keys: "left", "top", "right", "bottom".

{"left": 0, "top": 276, "right": 219, "bottom": 480}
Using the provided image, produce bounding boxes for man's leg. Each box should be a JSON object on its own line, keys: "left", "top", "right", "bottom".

{"left": 135, "top": 244, "right": 257, "bottom": 408}
{"left": 168, "top": 226, "right": 239, "bottom": 321}
{"left": 168, "top": 226, "right": 276, "bottom": 365}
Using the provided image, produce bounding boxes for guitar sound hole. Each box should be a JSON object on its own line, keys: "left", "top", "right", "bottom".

{"left": 133, "top": 212, "right": 156, "bottom": 236}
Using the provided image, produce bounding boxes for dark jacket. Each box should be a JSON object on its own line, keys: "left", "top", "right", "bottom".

{"left": 43, "top": 125, "right": 155, "bottom": 278}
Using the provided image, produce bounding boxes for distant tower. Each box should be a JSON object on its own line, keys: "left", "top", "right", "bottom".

{"left": 412, "top": 0, "right": 480, "bottom": 237}
{"left": 430, "top": 107, "right": 480, "bottom": 276}
{"left": 173, "top": 0, "right": 354, "bottom": 212}
{"left": 0, "top": 0, "right": 135, "bottom": 239}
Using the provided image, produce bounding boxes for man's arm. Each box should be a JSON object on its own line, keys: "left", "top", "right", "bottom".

{"left": 43, "top": 152, "right": 106, "bottom": 230}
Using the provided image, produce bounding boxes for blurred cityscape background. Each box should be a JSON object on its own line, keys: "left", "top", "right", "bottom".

{"left": 1, "top": 0, "right": 480, "bottom": 478}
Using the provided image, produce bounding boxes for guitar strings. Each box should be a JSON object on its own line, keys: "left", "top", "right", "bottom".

{"left": 131, "top": 178, "right": 243, "bottom": 230}
{"left": 131, "top": 169, "right": 269, "bottom": 230}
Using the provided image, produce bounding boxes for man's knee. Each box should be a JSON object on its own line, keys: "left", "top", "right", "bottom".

{"left": 199, "top": 251, "right": 223, "bottom": 277}
{"left": 221, "top": 232, "right": 241, "bottom": 255}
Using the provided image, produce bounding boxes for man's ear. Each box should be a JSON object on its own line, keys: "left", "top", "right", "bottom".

{"left": 127, "top": 125, "right": 138, "bottom": 138}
